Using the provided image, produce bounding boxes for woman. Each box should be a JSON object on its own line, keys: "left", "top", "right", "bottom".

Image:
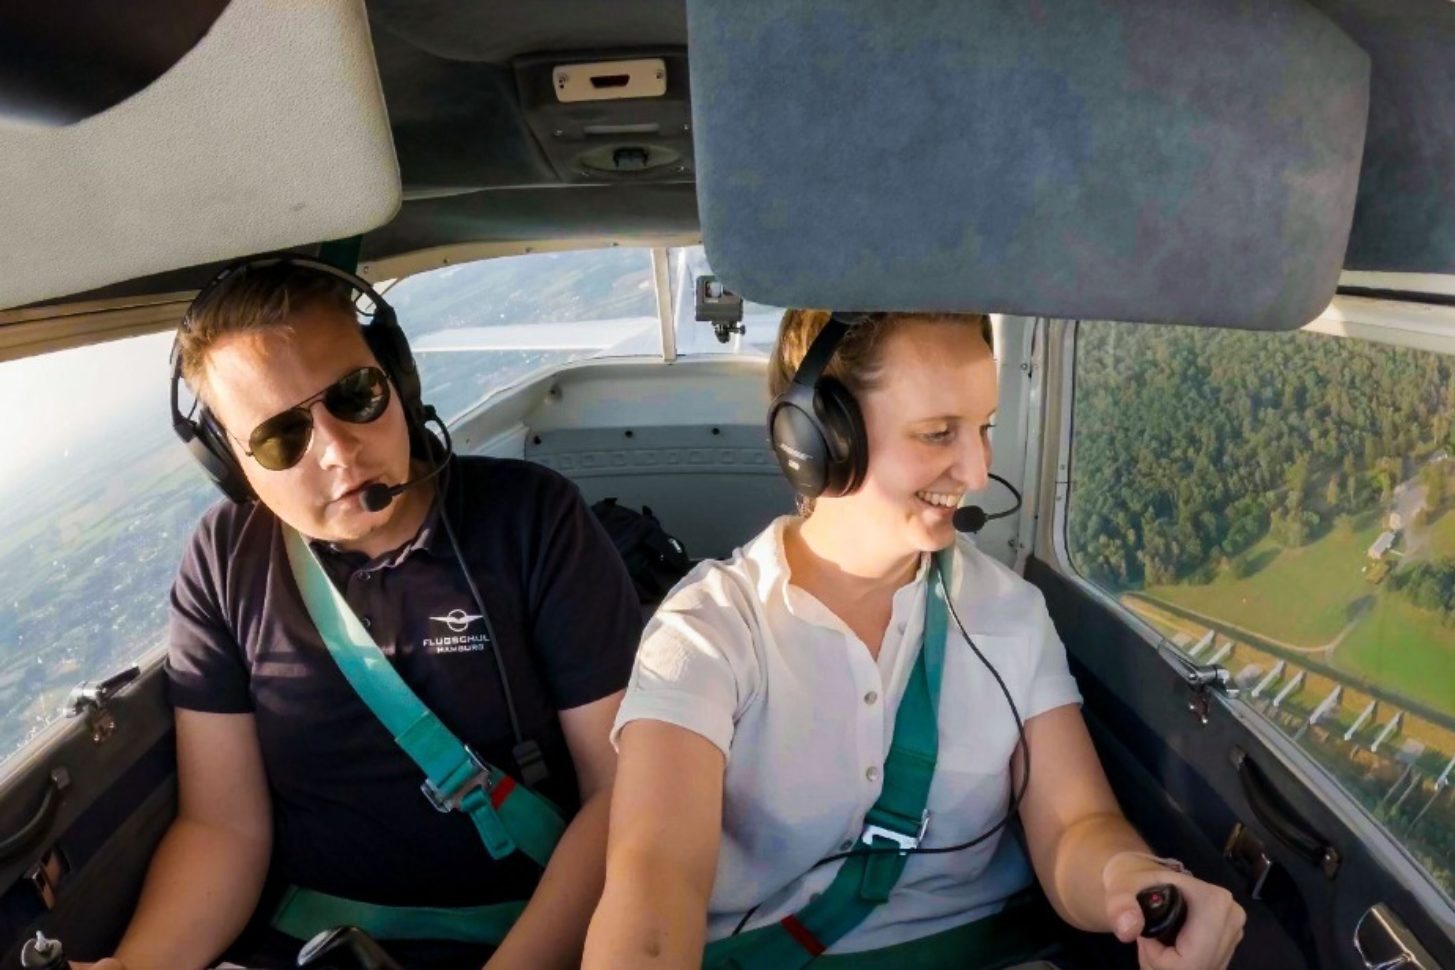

{"left": 584, "top": 310, "right": 1245, "bottom": 968}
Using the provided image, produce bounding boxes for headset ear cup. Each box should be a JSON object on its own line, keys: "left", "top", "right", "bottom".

{"left": 191, "top": 408, "right": 255, "bottom": 503}
{"left": 364, "top": 314, "right": 424, "bottom": 425}
{"left": 815, "top": 378, "right": 868, "bottom": 496}
{"left": 769, "top": 394, "right": 832, "bottom": 499}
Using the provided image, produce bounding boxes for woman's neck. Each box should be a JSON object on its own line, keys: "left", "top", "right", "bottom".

{"left": 789, "top": 504, "right": 919, "bottom": 601}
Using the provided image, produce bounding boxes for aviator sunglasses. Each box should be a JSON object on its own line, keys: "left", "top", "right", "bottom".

{"left": 232, "top": 365, "right": 392, "bottom": 470}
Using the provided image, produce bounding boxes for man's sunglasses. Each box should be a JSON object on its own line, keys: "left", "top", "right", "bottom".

{"left": 235, "top": 365, "right": 391, "bottom": 471}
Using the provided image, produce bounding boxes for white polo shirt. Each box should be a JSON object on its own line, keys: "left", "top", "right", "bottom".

{"left": 612, "top": 517, "right": 1083, "bottom": 954}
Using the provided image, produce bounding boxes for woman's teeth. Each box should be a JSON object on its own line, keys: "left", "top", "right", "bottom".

{"left": 916, "top": 490, "right": 961, "bottom": 509}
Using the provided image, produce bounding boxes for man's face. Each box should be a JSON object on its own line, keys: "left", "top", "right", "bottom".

{"left": 202, "top": 303, "right": 415, "bottom": 548}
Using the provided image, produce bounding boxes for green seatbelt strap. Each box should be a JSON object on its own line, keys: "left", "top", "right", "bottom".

{"left": 704, "top": 548, "right": 953, "bottom": 969}
{"left": 273, "top": 526, "right": 567, "bottom": 944}
{"left": 282, "top": 525, "right": 565, "bottom": 867}
{"left": 273, "top": 886, "right": 526, "bottom": 945}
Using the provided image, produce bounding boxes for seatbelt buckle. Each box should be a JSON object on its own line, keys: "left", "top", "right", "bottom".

{"left": 861, "top": 810, "right": 931, "bottom": 854}
{"left": 420, "top": 746, "right": 493, "bottom": 813}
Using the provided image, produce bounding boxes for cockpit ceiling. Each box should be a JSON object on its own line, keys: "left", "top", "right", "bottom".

{"left": 2, "top": 0, "right": 1453, "bottom": 322}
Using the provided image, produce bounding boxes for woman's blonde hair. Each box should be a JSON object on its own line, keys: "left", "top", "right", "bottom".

{"left": 768, "top": 309, "right": 993, "bottom": 514}
{"left": 768, "top": 309, "right": 993, "bottom": 400}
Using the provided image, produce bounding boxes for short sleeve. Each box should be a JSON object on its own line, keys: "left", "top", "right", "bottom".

{"left": 1023, "top": 589, "right": 1082, "bottom": 719}
{"left": 527, "top": 475, "right": 643, "bottom": 710}
{"left": 165, "top": 517, "right": 253, "bottom": 713}
{"left": 611, "top": 573, "right": 756, "bottom": 757}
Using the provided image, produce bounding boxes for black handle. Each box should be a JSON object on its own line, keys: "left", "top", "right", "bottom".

{"left": 1138, "top": 884, "right": 1187, "bottom": 946}
{"left": 0, "top": 769, "right": 70, "bottom": 865}
{"left": 1232, "top": 748, "right": 1339, "bottom": 878}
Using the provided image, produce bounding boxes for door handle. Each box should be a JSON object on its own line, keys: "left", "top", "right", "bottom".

{"left": 1354, "top": 903, "right": 1436, "bottom": 969}
{"left": 1231, "top": 747, "right": 1340, "bottom": 878}
{"left": 0, "top": 768, "right": 70, "bottom": 864}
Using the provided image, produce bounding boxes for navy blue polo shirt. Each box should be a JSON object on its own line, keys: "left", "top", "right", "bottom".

{"left": 166, "top": 456, "right": 640, "bottom": 967}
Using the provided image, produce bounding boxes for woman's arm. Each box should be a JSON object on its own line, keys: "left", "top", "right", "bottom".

{"left": 1018, "top": 704, "right": 1244, "bottom": 969}
{"left": 485, "top": 691, "right": 622, "bottom": 970}
{"left": 582, "top": 720, "right": 726, "bottom": 969}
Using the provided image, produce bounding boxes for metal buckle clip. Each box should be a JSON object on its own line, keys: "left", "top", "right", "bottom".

{"left": 420, "top": 746, "right": 492, "bottom": 814}
{"left": 861, "top": 810, "right": 931, "bottom": 854}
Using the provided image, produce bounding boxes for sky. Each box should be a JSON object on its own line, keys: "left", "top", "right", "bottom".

{"left": 0, "top": 331, "right": 176, "bottom": 499}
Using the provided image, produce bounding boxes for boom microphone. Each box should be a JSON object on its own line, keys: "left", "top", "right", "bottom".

{"left": 360, "top": 409, "right": 453, "bottom": 512}
{"left": 360, "top": 459, "right": 449, "bottom": 512}
{"left": 952, "top": 473, "right": 1023, "bottom": 534}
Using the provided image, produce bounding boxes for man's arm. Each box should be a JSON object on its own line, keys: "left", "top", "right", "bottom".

{"left": 582, "top": 719, "right": 725, "bottom": 970}
{"left": 82, "top": 709, "right": 272, "bottom": 970}
{"left": 483, "top": 690, "right": 624, "bottom": 970}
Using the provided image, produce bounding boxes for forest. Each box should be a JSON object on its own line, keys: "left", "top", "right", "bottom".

{"left": 1069, "top": 322, "right": 1455, "bottom": 590}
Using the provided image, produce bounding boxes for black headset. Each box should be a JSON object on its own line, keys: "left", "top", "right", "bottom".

{"left": 767, "top": 313, "right": 872, "bottom": 499}
{"left": 169, "top": 254, "right": 425, "bottom": 504}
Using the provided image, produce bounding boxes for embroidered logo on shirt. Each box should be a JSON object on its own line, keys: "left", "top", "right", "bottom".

{"left": 430, "top": 608, "right": 485, "bottom": 633}
{"left": 423, "top": 608, "right": 491, "bottom": 654}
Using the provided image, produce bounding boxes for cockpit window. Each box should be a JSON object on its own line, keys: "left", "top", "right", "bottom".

{"left": 387, "top": 247, "right": 662, "bottom": 423}
{"left": 1068, "top": 319, "right": 1455, "bottom": 899}
{"left": 0, "top": 333, "right": 216, "bottom": 765}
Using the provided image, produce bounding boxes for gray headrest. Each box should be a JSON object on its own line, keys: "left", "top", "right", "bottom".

{"left": 688, "top": 0, "right": 1370, "bottom": 331}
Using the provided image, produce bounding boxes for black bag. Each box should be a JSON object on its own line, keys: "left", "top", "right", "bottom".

{"left": 591, "top": 498, "right": 692, "bottom": 603}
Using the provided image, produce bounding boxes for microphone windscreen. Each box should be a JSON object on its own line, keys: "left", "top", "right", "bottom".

{"left": 953, "top": 505, "right": 988, "bottom": 534}
{"left": 359, "top": 483, "right": 395, "bottom": 513}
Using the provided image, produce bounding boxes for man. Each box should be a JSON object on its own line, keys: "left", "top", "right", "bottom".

{"left": 84, "top": 257, "right": 640, "bottom": 970}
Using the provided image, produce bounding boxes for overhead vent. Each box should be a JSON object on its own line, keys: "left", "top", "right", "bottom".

{"left": 516, "top": 50, "right": 693, "bottom": 185}
{"left": 687, "top": 0, "right": 1371, "bottom": 331}
{"left": 0, "top": 0, "right": 400, "bottom": 311}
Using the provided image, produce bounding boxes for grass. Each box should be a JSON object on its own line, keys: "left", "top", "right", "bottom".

{"left": 1144, "top": 519, "right": 1386, "bottom": 647}
{"left": 1336, "top": 592, "right": 1455, "bottom": 720}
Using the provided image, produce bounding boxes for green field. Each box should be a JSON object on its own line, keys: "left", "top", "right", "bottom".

{"left": 1143, "top": 502, "right": 1455, "bottom": 719}
{"left": 1334, "top": 509, "right": 1455, "bottom": 716}
{"left": 1145, "top": 518, "right": 1385, "bottom": 647}
{"left": 1337, "top": 595, "right": 1455, "bottom": 717}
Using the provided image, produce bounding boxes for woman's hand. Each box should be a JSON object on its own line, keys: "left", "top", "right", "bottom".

{"left": 1103, "top": 853, "right": 1246, "bottom": 969}
{"left": 70, "top": 961, "right": 127, "bottom": 970}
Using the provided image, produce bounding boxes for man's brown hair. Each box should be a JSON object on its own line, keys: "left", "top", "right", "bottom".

{"left": 176, "top": 262, "right": 357, "bottom": 400}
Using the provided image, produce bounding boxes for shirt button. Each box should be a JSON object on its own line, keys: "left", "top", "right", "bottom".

{"left": 864, "top": 690, "right": 878, "bottom": 705}
{"left": 866, "top": 766, "right": 880, "bottom": 782}
{"left": 897, "top": 621, "right": 907, "bottom": 634}
{"left": 361, "top": 617, "right": 372, "bottom": 629}
{"left": 839, "top": 839, "right": 854, "bottom": 851}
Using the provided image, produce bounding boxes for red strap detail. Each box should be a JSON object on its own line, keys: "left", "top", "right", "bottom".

{"left": 779, "top": 915, "right": 825, "bottom": 956}
{"left": 490, "top": 774, "right": 517, "bottom": 809}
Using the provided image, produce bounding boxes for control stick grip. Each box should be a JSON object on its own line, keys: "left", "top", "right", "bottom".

{"left": 1137, "top": 884, "right": 1187, "bottom": 946}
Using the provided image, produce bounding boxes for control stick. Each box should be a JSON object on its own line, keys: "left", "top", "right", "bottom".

{"left": 1137, "top": 884, "right": 1188, "bottom": 946}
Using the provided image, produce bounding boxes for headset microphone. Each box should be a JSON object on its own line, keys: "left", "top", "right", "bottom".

{"left": 360, "top": 462, "right": 445, "bottom": 512}
{"left": 359, "top": 406, "right": 453, "bottom": 512}
{"left": 952, "top": 473, "right": 1022, "bottom": 534}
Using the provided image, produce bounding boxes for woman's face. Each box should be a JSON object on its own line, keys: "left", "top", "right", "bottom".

{"left": 834, "top": 319, "right": 999, "bottom": 555}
